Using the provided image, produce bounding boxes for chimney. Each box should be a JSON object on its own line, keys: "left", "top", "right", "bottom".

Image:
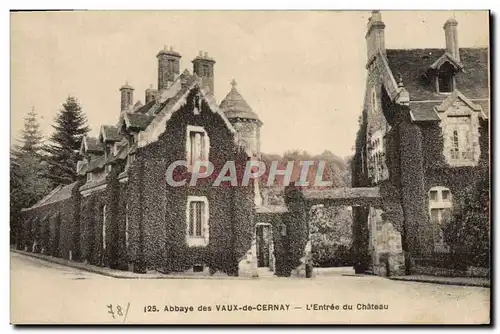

{"left": 444, "top": 17, "right": 460, "bottom": 61}
{"left": 119, "top": 82, "right": 134, "bottom": 111}
{"left": 145, "top": 84, "right": 157, "bottom": 104}
{"left": 192, "top": 50, "right": 216, "bottom": 95}
{"left": 365, "top": 10, "right": 386, "bottom": 64}
{"left": 157, "top": 45, "right": 181, "bottom": 91}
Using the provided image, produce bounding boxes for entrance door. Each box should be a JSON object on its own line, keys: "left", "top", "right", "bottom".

{"left": 256, "top": 225, "right": 270, "bottom": 268}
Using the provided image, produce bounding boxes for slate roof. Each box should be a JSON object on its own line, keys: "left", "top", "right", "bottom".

{"left": 385, "top": 48, "right": 489, "bottom": 101}
{"left": 26, "top": 182, "right": 79, "bottom": 210}
{"left": 101, "top": 125, "right": 122, "bottom": 142}
{"left": 124, "top": 112, "right": 155, "bottom": 130}
{"left": 87, "top": 154, "right": 106, "bottom": 172}
{"left": 134, "top": 99, "right": 156, "bottom": 115}
{"left": 220, "top": 81, "right": 261, "bottom": 122}
{"left": 85, "top": 136, "right": 104, "bottom": 152}
{"left": 385, "top": 48, "right": 489, "bottom": 122}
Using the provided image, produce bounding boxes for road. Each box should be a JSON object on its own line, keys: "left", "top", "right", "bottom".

{"left": 10, "top": 252, "right": 490, "bottom": 325}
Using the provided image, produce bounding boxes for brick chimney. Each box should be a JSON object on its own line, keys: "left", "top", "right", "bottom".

{"left": 365, "top": 10, "right": 386, "bottom": 64}
{"left": 444, "top": 17, "right": 460, "bottom": 62}
{"left": 145, "top": 84, "right": 157, "bottom": 104}
{"left": 119, "top": 81, "right": 134, "bottom": 111}
{"left": 157, "top": 45, "right": 181, "bottom": 91}
{"left": 192, "top": 51, "right": 216, "bottom": 95}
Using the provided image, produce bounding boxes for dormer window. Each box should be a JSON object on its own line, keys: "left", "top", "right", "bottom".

{"left": 437, "top": 62, "right": 455, "bottom": 93}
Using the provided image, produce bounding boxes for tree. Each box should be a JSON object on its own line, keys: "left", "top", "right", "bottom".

{"left": 43, "top": 96, "right": 90, "bottom": 185}
{"left": 10, "top": 107, "right": 51, "bottom": 244}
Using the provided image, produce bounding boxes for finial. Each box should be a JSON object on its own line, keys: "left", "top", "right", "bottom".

{"left": 231, "top": 79, "right": 237, "bottom": 88}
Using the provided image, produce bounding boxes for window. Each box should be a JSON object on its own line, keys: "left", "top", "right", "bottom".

{"left": 429, "top": 190, "right": 438, "bottom": 201}
{"left": 437, "top": 62, "right": 455, "bottom": 93}
{"left": 102, "top": 205, "right": 107, "bottom": 250}
{"left": 186, "top": 125, "right": 210, "bottom": 169}
{"left": 367, "top": 130, "right": 388, "bottom": 183}
{"left": 447, "top": 117, "right": 473, "bottom": 164}
{"left": 442, "top": 190, "right": 451, "bottom": 201}
{"left": 428, "top": 187, "right": 452, "bottom": 253}
{"left": 203, "top": 64, "right": 210, "bottom": 77}
{"left": 186, "top": 196, "right": 209, "bottom": 247}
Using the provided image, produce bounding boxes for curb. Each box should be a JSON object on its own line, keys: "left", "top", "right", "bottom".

{"left": 10, "top": 249, "right": 259, "bottom": 280}
{"left": 389, "top": 276, "right": 490, "bottom": 288}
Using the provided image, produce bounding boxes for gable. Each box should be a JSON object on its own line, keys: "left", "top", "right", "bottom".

{"left": 138, "top": 75, "right": 237, "bottom": 148}
{"left": 435, "top": 90, "right": 487, "bottom": 119}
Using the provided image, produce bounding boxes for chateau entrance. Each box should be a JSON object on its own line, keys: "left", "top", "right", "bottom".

{"left": 256, "top": 224, "right": 271, "bottom": 268}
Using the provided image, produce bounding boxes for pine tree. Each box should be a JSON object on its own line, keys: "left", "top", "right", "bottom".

{"left": 11, "top": 107, "right": 51, "bottom": 244}
{"left": 43, "top": 96, "right": 90, "bottom": 185}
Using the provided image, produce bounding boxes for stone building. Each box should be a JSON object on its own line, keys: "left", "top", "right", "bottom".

{"left": 18, "top": 46, "right": 295, "bottom": 277}
{"left": 351, "top": 11, "right": 489, "bottom": 275}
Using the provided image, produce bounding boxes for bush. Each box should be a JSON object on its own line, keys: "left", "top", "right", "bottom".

{"left": 444, "top": 169, "right": 489, "bottom": 268}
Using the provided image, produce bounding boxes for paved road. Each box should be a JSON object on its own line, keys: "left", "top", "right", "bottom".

{"left": 10, "top": 252, "right": 490, "bottom": 325}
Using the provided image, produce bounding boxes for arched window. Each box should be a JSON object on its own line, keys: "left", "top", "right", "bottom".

{"left": 428, "top": 186, "right": 452, "bottom": 253}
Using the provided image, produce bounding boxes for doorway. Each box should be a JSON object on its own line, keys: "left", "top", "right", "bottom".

{"left": 256, "top": 224, "right": 271, "bottom": 268}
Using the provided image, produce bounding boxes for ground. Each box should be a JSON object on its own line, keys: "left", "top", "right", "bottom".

{"left": 10, "top": 252, "right": 490, "bottom": 325}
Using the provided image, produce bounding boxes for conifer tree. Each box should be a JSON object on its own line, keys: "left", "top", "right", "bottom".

{"left": 10, "top": 107, "right": 51, "bottom": 244}
{"left": 43, "top": 96, "right": 90, "bottom": 185}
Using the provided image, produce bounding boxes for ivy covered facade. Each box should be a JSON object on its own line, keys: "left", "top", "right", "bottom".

{"left": 17, "top": 48, "right": 306, "bottom": 277}
{"left": 352, "top": 11, "right": 490, "bottom": 275}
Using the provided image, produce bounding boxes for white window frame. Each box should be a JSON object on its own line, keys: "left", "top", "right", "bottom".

{"left": 186, "top": 125, "right": 210, "bottom": 171}
{"left": 446, "top": 116, "right": 474, "bottom": 165}
{"left": 428, "top": 186, "right": 453, "bottom": 253}
{"left": 186, "top": 196, "right": 209, "bottom": 247}
{"left": 367, "top": 129, "right": 388, "bottom": 183}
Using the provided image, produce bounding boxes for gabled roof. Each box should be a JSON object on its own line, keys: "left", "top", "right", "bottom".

{"left": 385, "top": 48, "right": 489, "bottom": 101}
{"left": 409, "top": 102, "right": 441, "bottom": 122}
{"left": 100, "top": 125, "right": 122, "bottom": 142}
{"left": 219, "top": 80, "right": 261, "bottom": 123}
{"left": 138, "top": 73, "right": 238, "bottom": 147}
{"left": 123, "top": 112, "right": 155, "bottom": 131}
{"left": 80, "top": 136, "right": 104, "bottom": 154}
{"left": 87, "top": 154, "right": 106, "bottom": 172}
{"left": 24, "top": 182, "right": 79, "bottom": 210}
{"left": 429, "top": 52, "right": 463, "bottom": 71}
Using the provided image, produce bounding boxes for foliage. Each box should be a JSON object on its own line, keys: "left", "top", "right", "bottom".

{"left": 11, "top": 108, "right": 51, "bottom": 244}
{"left": 310, "top": 205, "right": 353, "bottom": 267}
{"left": 43, "top": 96, "right": 90, "bottom": 186}
{"left": 444, "top": 169, "right": 490, "bottom": 268}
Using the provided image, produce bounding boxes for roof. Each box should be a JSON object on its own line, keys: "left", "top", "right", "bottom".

{"left": 219, "top": 80, "right": 261, "bottom": 122}
{"left": 100, "top": 125, "right": 122, "bottom": 142}
{"left": 134, "top": 99, "right": 156, "bottom": 115}
{"left": 87, "top": 154, "right": 106, "bottom": 172}
{"left": 409, "top": 102, "right": 441, "bottom": 122}
{"left": 385, "top": 48, "right": 489, "bottom": 101}
{"left": 25, "top": 182, "right": 79, "bottom": 210}
{"left": 84, "top": 136, "right": 104, "bottom": 152}
{"left": 124, "top": 112, "right": 155, "bottom": 130}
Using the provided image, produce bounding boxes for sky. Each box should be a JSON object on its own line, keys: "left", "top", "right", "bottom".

{"left": 10, "top": 10, "right": 489, "bottom": 158}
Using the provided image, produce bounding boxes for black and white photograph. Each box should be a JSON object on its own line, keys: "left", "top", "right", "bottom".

{"left": 9, "top": 9, "right": 490, "bottom": 324}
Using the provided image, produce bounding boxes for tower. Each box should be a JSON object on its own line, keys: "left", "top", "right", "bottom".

{"left": 220, "top": 79, "right": 262, "bottom": 158}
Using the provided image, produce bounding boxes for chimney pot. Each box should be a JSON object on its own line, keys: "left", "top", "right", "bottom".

{"left": 444, "top": 18, "right": 460, "bottom": 61}
{"left": 199, "top": 51, "right": 203, "bottom": 57}
{"left": 204, "top": 52, "right": 208, "bottom": 58}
